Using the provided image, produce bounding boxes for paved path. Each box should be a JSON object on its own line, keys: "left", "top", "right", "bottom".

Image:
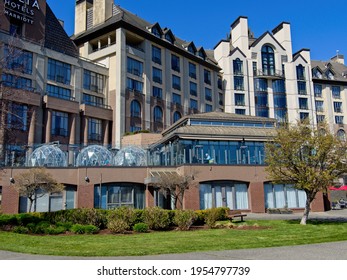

{"left": 0, "top": 210, "right": 346, "bottom": 260}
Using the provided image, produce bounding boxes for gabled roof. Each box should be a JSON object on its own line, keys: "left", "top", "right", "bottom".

{"left": 148, "top": 22, "right": 163, "bottom": 37}
{"left": 163, "top": 28, "right": 175, "bottom": 43}
{"left": 250, "top": 31, "right": 286, "bottom": 51}
{"left": 183, "top": 42, "right": 197, "bottom": 54}
{"left": 229, "top": 47, "right": 247, "bottom": 58}
{"left": 293, "top": 53, "right": 308, "bottom": 64}
{"left": 311, "top": 60, "right": 347, "bottom": 83}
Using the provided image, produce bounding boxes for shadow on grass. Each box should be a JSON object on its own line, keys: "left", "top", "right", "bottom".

{"left": 285, "top": 219, "right": 347, "bottom": 225}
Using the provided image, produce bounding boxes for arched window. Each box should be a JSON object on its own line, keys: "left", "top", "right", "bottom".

{"left": 173, "top": 111, "right": 182, "bottom": 123}
{"left": 261, "top": 45, "right": 275, "bottom": 76}
{"left": 337, "top": 129, "right": 346, "bottom": 141}
{"left": 153, "top": 106, "right": 163, "bottom": 123}
{"left": 130, "top": 100, "right": 141, "bottom": 118}
{"left": 233, "top": 58, "right": 243, "bottom": 75}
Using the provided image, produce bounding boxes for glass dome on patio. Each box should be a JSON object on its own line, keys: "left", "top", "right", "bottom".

{"left": 76, "top": 145, "right": 113, "bottom": 166}
{"left": 27, "top": 144, "right": 67, "bottom": 167}
{"left": 113, "top": 146, "right": 147, "bottom": 166}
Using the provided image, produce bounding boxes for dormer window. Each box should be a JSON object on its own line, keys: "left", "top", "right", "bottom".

{"left": 165, "top": 33, "right": 173, "bottom": 43}
{"left": 326, "top": 70, "right": 334, "bottom": 80}
{"left": 150, "top": 23, "right": 163, "bottom": 38}
{"left": 312, "top": 68, "right": 322, "bottom": 79}
{"left": 198, "top": 48, "right": 206, "bottom": 60}
{"left": 152, "top": 27, "right": 161, "bottom": 38}
{"left": 164, "top": 29, "right": 175, "bottom": 44}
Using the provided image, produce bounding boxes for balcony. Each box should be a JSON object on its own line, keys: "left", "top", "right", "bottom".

{"left": 255, "top": 69, "right": 284, "bottom": 79}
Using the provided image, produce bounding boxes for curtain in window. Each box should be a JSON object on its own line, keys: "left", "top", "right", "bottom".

{"left": 235, "top": 184, "right": 249, "bottom": 209}
{"left": 35, "top": 192, "right": 49, "bottom": 212}
{"left": 274, "top": 184, "right": 285, "bottom": 208}
{"left": 225, "top": 186, "right": 234, "bottom": 209}
{"left": 66, "top": 187, "right": 75, "bottom": 209}
{"left": 215, "top": 186, "right": 223, "bottom": 208}
{"left": 298, "top": 190, "right": 307, "bottom": 208}
{"left": 199, "top": 184, "right": 212, "bottom": 209}
{"left": 286, "top": 186, "right": 297, "bottom": 208}
{"left": 264, "top": 183, "right": 274, "bottom": 208}
{"left": 50, "top": 196, "right": 63, "bottom": 212}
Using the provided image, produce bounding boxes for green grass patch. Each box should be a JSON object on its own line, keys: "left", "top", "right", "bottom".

{"left": 0, "top": 219, "right": 346, "bottom": 257}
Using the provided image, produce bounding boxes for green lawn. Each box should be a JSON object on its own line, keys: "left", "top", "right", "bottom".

{"left": 0, "top": 220, "right": 346, "bottom": 257}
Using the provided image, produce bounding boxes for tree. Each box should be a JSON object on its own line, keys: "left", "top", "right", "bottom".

{"left": 265, "top": 121, "right": 347, "bottom": 225}
{"left": 152, "top": 171, "right": 196, "bottom": 210}
{"left": 12, "top": 168, "right": 65, "bottom": 212}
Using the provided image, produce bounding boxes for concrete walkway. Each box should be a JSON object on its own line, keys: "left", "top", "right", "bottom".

{"left": 0, "top": 209, "right": 346, "bottom": 260}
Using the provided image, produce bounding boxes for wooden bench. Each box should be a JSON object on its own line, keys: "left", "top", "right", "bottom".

{"left": 226, "top": 210, "right": 247, "bottom": 222}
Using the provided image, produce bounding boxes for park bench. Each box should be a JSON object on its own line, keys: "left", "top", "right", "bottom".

{"left": 226, "top": 210, "right": 247, "bottom": 222}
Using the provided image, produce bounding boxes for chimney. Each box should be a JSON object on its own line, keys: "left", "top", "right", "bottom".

{"left": 331, "top": 52, "right": 345, "bottom": 65}
{"left": 230, "top": 16, "right": 249, "bottom": 56}
{"left": 272, "top": 22, "right": 292, "bottom": 61}
{"left": 93, "top": 0, "right": 113, "bottom": 26}
{"left": 74, "top": 0, "right": 93, "bottom": 35}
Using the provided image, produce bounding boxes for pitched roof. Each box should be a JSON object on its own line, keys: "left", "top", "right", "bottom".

{"left": 311, "top": 60, "right": 347, "bottom": 83}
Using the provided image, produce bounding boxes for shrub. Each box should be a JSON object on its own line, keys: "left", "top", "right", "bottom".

{"left": 0, "top": 214, "right": 18, "bottom": 227}
{"left": 107, "top": 219, "right": 129, "bottom": 234}
{"left": 55, "top": 221, "right": 73, "bottom": 231}
{"left": 16, "top": 213, "right": 43, "bottom": 226}
{"left": 194, "top": 210, "right": 208, "bottom": 225}
{"left": 29, "top": 221, "right": 51, "bottom": 234}
{"left": 143, "top": 207, "right": 170, "bottom": 230}
{"left": 44, "top": 225, "right": 67, "bottom": 235}
{"left": 12, "top": 226, "right": 29, "bottom": 234}
{"left": 205, "top": 208, "right": 228, "bottom": 228}
{"left": 70, "top": 209, "right": 107, "bottom": 229}
{"left": 107, "top": 207, "right": 137, "bottom": 227}
{"left": 133, "top": 222, "right": 149, "bottom": 233}
{"left": 173, "top": 210, "right": 197, "bottom": 230}
{"left": 70, "top": 224, "right": 99, "bottom": 234}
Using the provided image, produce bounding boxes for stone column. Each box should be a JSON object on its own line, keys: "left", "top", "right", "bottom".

{"left": 103, "top": 120, "right": 109, "bottom": 146}
{"left": 45, "top": 109, "right": 52, "bottom": 143}
{"left": 83, "top": 116, "right": 89, "bottom": 146}
{"left": 68, "top": 113, "right": 77, "bottom": 165}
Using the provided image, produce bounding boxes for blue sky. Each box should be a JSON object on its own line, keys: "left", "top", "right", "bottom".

{"left": 47, "top": 0, "right": 347, "bottom": 61}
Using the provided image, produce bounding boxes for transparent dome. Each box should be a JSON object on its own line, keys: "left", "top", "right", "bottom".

{"left": 76, "top": 145, "right": 113, "bottom": 166}
{"left": 28, "top": 145, "right": 67, "bottom": 167}
{"left": 114, "top": 146, "right": 147, "bottom": 166}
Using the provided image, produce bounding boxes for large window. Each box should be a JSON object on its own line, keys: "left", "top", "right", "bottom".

{"left": 190, "top": 99, "right": 198, "bottom": 110}
{"left": 152, "top": 45, "right": 161, "bottom": 64}
{"left": 190, "top": 82, "right": 197, "bottom": 96}
{"left": 127, "top": 57, "right": 143, "bottom": 76}
{"left": 127, "top": 78, "right": 143, "bottom": 93}
{"left": 94, "top": 183, "right": 145, "bottom": 209}
{"left": 299, "top": 98, "right": 308, "bottom": 110}
{"left": 83, "top": 69, "right": 104, "bottom": 94}
{"left": 296, "top": 64, "right": 305, "bottom": 80}
{"left": 172, "top": 93, "right": 181, "bottom": 105}
{"left": 83, "top": 93, "right": 104, "bottom": 107}
{"left": 88, "top": 118, "right": 102, "bottom": 142}
{"left": 4, "top": 45, "right": 33, "bottom": 74}
{"left": 332, "top": 86, "right": 341, "bottom": 99}
{"left": 204, "top": 69, "right": 211, "bottom": 85}
{"left": 273, "top": 80, "right": 285, "bottom": 93}
{"left": 234, "top": 76, "right": 244, "bottom": 90}
{"left": 315, "top": 100, "right": 324, "bottom": 112}
{"left": 335, "top": 116, "right": 344, "bottom": 124}
{"left": 46, "top": 84, "right": 72, "bottom": 100}
{"left": 7, "top": 103, "right": 27, "bottom": 131}
{"left": 47, "top": 58, "right": 71, "bottom": 85}
{"left": 235, "top": 93, "right": 245, "bottom": 106}
{"left": 233, "top": 58, "right": 243, "bottom": 75}
{"left": 264, "top": 183, "right": 306, "bottom": 209}
{"left": 334, "top": 102, "right": 343, "bottom": 113}
{"left": 173, "top": 111, "right": 182, "bottom": 123}
{"left": 1, "top": 73, "right": 32, "bottom": 91}
{"left": 200, "top": 181, "right": 249, "bottom": 210}
{"left": 189, "top": 62, "right": 197, "bottom": 79}
{"left": 52, "top": 111, "right": 68, "bottom": 137}
{"left": 314, "top": 84, "right": 322, "bottom": 97}
{"left": 153, "top": 106, "right": 163, "bottom": 123}
{"left": 130, "top": 100, "right": 141, "bottom": 118}
{"left": 153, "top": 86, "right": 162, "bottom": 99}
{"left": 261, "top": 45, "right": 275, "bottom": 76}
{"left": 205, "top": 88, "right": 212, "bottom": 101}
{"left": 172, "top": 75, "right": 181, "bottom": 90}
{"left": 152, "top": 67, "right": 162, "bottom": 84}
{"left": 298, "top": 81, "right": 307, "bottom": 95}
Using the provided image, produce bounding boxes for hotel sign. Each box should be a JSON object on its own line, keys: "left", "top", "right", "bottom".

{"left": 4, "top": 0, "right": 40, "bottom": 25}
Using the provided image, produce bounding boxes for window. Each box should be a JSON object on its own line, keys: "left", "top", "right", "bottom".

{"left": 252, "top": 61, "right": 257, "bottom": 76}
{"left": 46, "top": 84, "right": 72, "bottom": 100}
{"left": 165, "top": 32, "right": 174, "bottom": 44}
{"left": 173, "top": 111, "right": 182, "bottom": 122}
{"left": 152, "top": 67, "right": 162, "bottom": 84}
{"left": 254, "top": 78, "right": 268, "bottom": 92}
{"left": 88, "top": 118, "right": 102, "bottom": 141}
{"left": 151, "top": 26, "right": 162, "bottom": 38}
{"left": 218, "top": 77, "right": 223, "bottom": 90}
{"left": 337, "top": 130, "right": 346, "bottom": 141}
{"left": 332, "top": 86, "right": 341, "bottom": 99}
{"left": 7, "top": 103, "right": 27, "bottom": 131}
{"left": 171, "top": 54, "right": 180, "bottom": 72}
{"left": 47, "top": 58, "right": 71, "bottom": 85}
{"left": 127, "top": 78, "right": 143, "bottom": 93}
{"left": 235, "top": 109, "right": 246, "bottom": 115}
{"left": 152, "top": 86, "right": 162, "bottom": 99}
{"left": 300, "top": 112, "right": 309, "bottom": 121}
{"left": 94, "top": 183, "right": 145, "bottom": 209}
{"left": 187, "top": 44, "right": 196, "bottom": 54}
{"left": 335, "top": 116, "right": 344, "bottom": 124}
{"left": 273, "top": 94, "right": 286, "bottom": 109}
{"left": 152, "top": 45, "right": 161, "bottom": 64}
{"left": 127, "top": 57, "right": 143, "bottom": 76}
{"left": 312, "top": 68, "right": 322, "bottom": 79}
{"left": 130, "top": 100, "right": 141, "bottom": 118}
{"left": 172, "top": 75, "right": 181, "bottom": 90}
{"left": 204, "top": 69, "right": 211, "bottom": 85}
{"left": 190, "top": 99, "right": 198, "bottom": 110}
{"left": 4, "top": 45, "right": 33, "bottom": 74}
{"left": 189, "top": 63, "right": 197, "bottom": 79}
{"left": 190, "top": 82, "right": 197, "bottom": 96}
{"left": 9, "top": 18, "right": 22, "bottom": 36}
{"left": 153, "top": 106, "right": 163, "bottom": 123}
{"left": 2, "top": 73, "right": 32, "bottom": 91}
{"left": 261, "top": 45, "right": 275, "bottom": 76}
{"left": 205, "top": 104, "right": 213, "bottom": 112}
{"left": 234, "top": 76, "right": 244, "bottom": 90}
{"left": 52, "top": 111, "right": 68, "bottom": 137}
{"left": 297, "top": 81, "right": 307, "bottom": 95}
{"left": 255, "top": 92, "right": 269, "bottom": 118}
{"left": 205, "top": 88, "right": 212, "bottom": 101}
{"left": 273, "top": 80, "right": 285, "bottom": 93}
{"left": 296, "top": 64, "right": 305, "bottom": 80}
{"left": 199, "top": 182, "right": 249, "bottom": 210}
{"left": 233, "top": 58, "right": 243, "bottom": 75}
{"left": 316, "top": 115, "right": 325, "bottom": 123}
{"left": 235, "top": 93, "right": 245, "bottom": 106}
{"left": 314, "top": 84, "right": 322, "bottom": 97}
{"left": 219, "top": 93, "right": 224, "bottom": 106}
{"left": 83, "top": 70, "right": 104, "bottom": 94}
{"left": 83, "top": 93, "right": 104, "bottom": 107}
{"left": 264, "top": 183, "right": 306, "bottom": 209}
{"left": 299, "top": 98, "right": 308, "bottom": 110}
{"left": 315, "top": 100, "right": 324, "bottom": 112}
{"left": 334, "top": 102, "right": 343, "bottom": 113}
{"left": 172, "top": 93, "right": 181, "bottom": 105}
{"left": 326, "top": 70, "right": 334, "bottom": 80}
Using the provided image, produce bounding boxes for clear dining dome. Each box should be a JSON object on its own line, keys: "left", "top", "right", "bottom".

{"left": 28, "top": 144, "right": 67, "bottom": 167}
{"left": 76, "top": 145, "right": 113, "bottom": 166}
{"left": 113, "top": 146, "right": 147, "bottom": 166}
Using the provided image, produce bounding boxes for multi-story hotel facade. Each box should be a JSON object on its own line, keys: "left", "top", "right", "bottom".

{"left": 0, "top": 0, "right": 346, "bottom": 214}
